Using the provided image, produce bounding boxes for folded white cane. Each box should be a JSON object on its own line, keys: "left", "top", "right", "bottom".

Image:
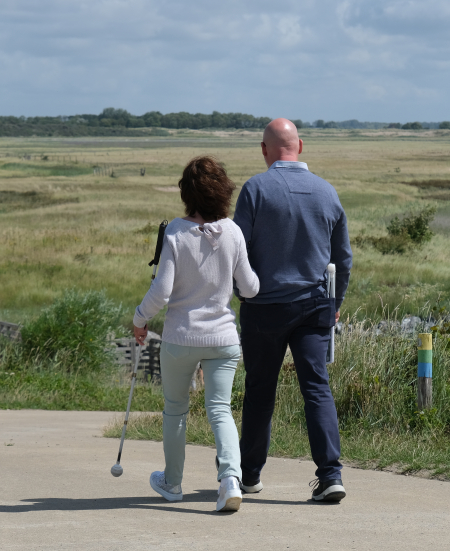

{"left": 111, "top": 220, "right": 168, "bottom": 478}
{"left": 326, "top": 263, "right": 336, "bottom": 365}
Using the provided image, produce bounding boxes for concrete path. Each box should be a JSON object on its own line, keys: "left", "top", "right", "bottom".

{"left": 1, "top": 410, "right": 449, "bottom": 551}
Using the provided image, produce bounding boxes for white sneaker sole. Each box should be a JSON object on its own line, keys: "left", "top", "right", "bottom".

{"left": 240, "top": 481, "right": 263, "bottom": 493}
{"left": 217, "top": 490, "right": 242, "bottom": 512}
{"left": 312, "top": 484, "right": 346, "bottom": 502}
{"left": 150, "top": 476, "right": 183, "bottom": 502}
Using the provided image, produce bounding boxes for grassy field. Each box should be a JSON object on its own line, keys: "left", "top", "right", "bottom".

{"left": 1, "top": 128, "right": 450, "bottom": 478}
{"left": 1, "top": 128, "right": 450, "bottom": 328}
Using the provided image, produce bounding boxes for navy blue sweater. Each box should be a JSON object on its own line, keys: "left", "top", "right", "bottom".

{"left": 233, "top": 162, "right": 352, "bottom": 309}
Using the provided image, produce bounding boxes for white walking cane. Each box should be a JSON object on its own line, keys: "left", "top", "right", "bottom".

{"left": 111, "top": 220, "right": 168, "bottom": 478}
{"left": 326, "top": 263, "right": 336, "bottom": 365}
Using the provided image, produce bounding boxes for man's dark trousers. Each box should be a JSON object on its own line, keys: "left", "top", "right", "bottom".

{"left": 239, "top": 297, "right": 342, "bottom": 483}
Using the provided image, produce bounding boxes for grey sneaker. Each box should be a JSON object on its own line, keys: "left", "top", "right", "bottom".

{"left": 217, "top": 476, "right": 242, "bottom": 512}
{"left": 150, "top": 471, "right": 183, "bottom": 502}
{"left": 310, "top": 478, "right": 346, "bottom": 502}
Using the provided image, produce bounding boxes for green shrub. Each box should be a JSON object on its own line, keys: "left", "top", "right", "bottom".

{"left": 354, "top": 206, "right": 436, "bottom": 254}
{"left": 386, "top": 206, "right": 436, "bottom": 244}
{"left": 370, "top": 234, "right": 411, "bottom": 255}
{"left": 20, "top": 289, "right": 125, "bottom": 370}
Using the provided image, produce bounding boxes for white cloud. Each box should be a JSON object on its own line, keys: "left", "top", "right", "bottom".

{"left": 0, "top": 0, "right": 449, "bottom": 121}
{"left": 362, "top": 83, "right": 387, "bottom": 100}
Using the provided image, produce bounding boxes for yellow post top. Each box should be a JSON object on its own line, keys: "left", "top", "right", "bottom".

{"left": 418, "top": 333, "right": 432, "bottom": 350}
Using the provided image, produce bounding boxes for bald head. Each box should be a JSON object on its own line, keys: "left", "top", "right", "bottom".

{"left": 263, "top": 118, "right": 299, "bottom": 149}
{"left": 261, "top": 118, "right": 303, "bottom": 168}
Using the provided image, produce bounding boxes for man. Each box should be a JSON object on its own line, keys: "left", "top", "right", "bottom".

{"left": 233, "top": 118, "right": 352, "bottom": 501}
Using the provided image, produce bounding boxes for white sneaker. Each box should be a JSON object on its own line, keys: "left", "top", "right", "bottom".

{"left": 150, "top": 471, "right": 183, "bottom": 502}
{"left": 216, "top": 476, "right": 242, "bottom": 512}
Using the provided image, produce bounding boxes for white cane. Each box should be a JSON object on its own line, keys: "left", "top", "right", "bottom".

{"left": 326, "top": 263, "right": 336, "bottom": 365}
{"left": 111, "top": 219, "right": 168, "bottom": 477}
{"left": 110, "top": 340, "right": 148, "bottom": 477}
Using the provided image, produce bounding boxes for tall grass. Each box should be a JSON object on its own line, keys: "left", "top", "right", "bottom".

{"left": 104, "top": 318, "right": 450, "bottom": 478}
{"left": 0, "top": 289, "right": 166, "bottom": 410}
{"left": 19, "top": 289, "right": 125, "bottom": 371}
{"left": 0, "top": 339, "right": 164, "bottom": 411}
{"left": 0, "top": 287, "right": 163, "bottom": 410}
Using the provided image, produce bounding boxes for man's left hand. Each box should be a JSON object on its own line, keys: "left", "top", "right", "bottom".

{"left": 335, "top": 311, "right": 340, "bottom": 323}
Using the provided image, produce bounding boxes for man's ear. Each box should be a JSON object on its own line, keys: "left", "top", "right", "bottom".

{"left": 261, "top": 142, "right": 268, "bottom": 157}
{"left": 298, "top": 139, "right": 303, "bottom": 155}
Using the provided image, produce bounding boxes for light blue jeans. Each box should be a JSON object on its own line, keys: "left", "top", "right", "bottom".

{"left": 160, "top": 342, "right": 241, "bottom": 486}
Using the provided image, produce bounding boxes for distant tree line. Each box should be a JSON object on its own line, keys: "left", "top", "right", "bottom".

{"left": 95, "top": 108, "right": 274, "bottom": 129}
{"left": 386, "top": 121, "right": 450, "bottom": 130}
{"left": 0, "top": 108, "right": 448, "bottom": 137}
{"left": 314, "top": 119, "right": 448, "bottom": 130}
{"left": 0, "top": 109, "right": 273, "bottom": 135}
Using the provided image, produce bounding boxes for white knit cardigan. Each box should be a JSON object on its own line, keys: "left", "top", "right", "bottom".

{"left": 133, "top": 217, "right": 260, "bottom": 347}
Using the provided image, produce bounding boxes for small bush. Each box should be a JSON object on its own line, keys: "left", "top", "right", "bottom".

{"left": 354, "top": 206, "right": 436, "bottom": 254}
{"left": 371, "top": 234, "right": 411, "bottom": 255}
{"left": 386, "top": 206, "right": 436, "bottom": 245}
{"left": 20, "top": 289, "right": 125, "bottom": 370}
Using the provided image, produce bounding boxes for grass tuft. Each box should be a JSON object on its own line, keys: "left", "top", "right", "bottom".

{"left": 19, "top": 289, "right": 126, "bottom": 371}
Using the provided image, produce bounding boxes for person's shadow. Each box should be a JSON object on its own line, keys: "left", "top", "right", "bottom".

{"left": 0, "top": 489, "right": 336, "bottom": 515}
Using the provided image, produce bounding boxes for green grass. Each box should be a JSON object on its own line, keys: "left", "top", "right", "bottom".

{"left": 1, "top": 132, "right": 450, "bottom": 327}
{"left": 0, "top": 288, "right": 165, "bottom": 411}
{"left": 0, "top": 162, "right": 93, "bottom": 177}
{"left": 104, "top": 413, "right": 450, "bottom": 479}
{"left": 1, "top": 132, "right": 450, "bottom": 478}
{"left": 0, "top": 359, "right": 164, "bottom": 411}
{"left": 104, "top": 323, "right": 450, "bottom": 479}
{"left": 0, "top": 190, "right": 80, "bottom": 213}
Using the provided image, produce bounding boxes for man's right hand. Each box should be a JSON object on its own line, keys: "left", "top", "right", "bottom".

{"left": 335, "top": 311, "right": 340, "bottom": 323}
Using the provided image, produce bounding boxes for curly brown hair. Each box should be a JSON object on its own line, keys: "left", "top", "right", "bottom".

{"left": 178, "top": 156, "right": 236, "bottom": 221}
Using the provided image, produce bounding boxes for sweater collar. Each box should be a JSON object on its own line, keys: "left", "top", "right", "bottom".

{"left": 269, "top": 160, "right": 308, "bottom": 170}
{"left": 190, "top": 221, "right": 223, "bottom": 250}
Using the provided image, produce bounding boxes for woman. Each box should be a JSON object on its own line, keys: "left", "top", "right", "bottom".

{"left": 133, "top": 156, "right": 259, "bottom": 512}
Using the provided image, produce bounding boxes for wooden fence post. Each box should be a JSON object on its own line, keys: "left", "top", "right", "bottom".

{"left": 417, "top": 333, "right": 432, "bottom": 409}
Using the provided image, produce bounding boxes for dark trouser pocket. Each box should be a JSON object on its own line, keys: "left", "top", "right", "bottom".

{"left": 314, "top": 297, "right": 336, "bottom": 328}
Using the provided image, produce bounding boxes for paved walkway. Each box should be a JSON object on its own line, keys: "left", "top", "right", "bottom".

{"left": 1, "top": 410, "right": 449, "bottom": 551}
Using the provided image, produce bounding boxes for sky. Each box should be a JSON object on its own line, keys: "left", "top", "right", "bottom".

{"left": 1, "top": 0, "right": 449, "bottom": 122}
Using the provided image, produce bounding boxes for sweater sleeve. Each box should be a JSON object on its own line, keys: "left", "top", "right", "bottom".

{"left": 233, "top": 227, "right": 260, "bottom": 298}
{"left": 233, "top": 183, "right": 254, "bottom": 248}
{"left": 133, "top": 238, "right": 175, "bottom": 328}
{"left": 330, "top": 208, "right": 353, "bottom": 311}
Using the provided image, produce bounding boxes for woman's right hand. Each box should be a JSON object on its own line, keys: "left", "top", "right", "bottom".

{"left": 134, "top": 324, "right": 148, "bottom": 345}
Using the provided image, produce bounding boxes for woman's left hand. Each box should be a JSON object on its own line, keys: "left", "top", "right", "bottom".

{"left": 134, "top": 324, "right": 148, "bottom": 345}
